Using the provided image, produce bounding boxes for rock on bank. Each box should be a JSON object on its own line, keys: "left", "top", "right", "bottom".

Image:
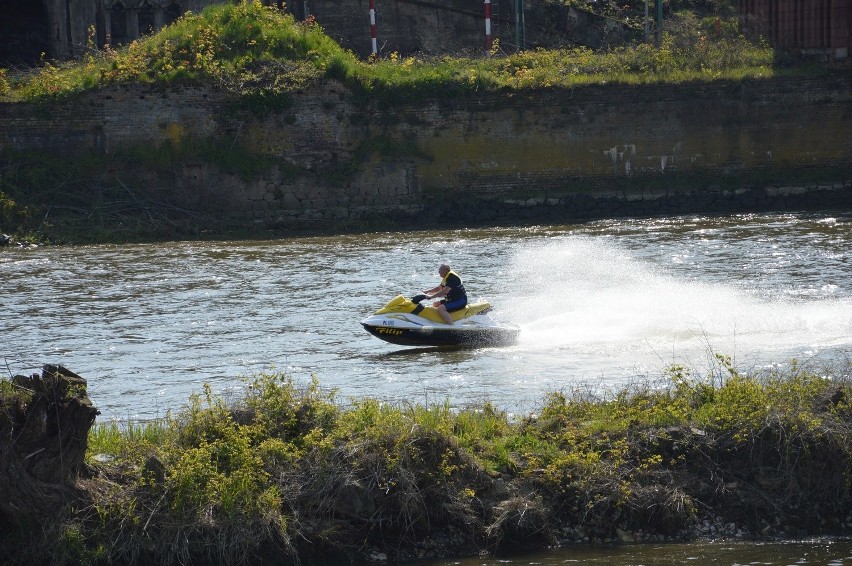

{"left": 0, "top": 365, "right": 98, "bottom": 527}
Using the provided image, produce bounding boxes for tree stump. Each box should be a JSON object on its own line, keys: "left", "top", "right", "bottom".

{"left": 0, "top": 364, "right": 100, "bottom": 527}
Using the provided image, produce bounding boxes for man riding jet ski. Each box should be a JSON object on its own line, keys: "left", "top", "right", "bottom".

{"left": 422, "top": 264, "right": 468, "bottom": 325}
{"left": 360, "top": 294, "right": 520, "bottom": 348}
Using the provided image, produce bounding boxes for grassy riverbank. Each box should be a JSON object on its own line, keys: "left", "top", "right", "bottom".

{"left": 2, "top": 357, "right": 851, "bottom": 564}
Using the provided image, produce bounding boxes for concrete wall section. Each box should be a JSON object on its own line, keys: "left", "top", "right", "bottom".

{"left": 0, "top": 75, "right": 850, "bottom": 230}
{"left": 398, "top": 78, "right": 851, "bottom": 196}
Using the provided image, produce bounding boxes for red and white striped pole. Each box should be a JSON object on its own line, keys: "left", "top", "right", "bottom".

{"left": 369, "top": 0, "right": 378, "bottom": 56}
{"left": 484, "top": 0, "right": 492, "bottom": 52}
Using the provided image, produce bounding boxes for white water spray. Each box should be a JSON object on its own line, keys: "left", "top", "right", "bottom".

{"left": 504, "top": 237, "right": 852, "bottom": 374}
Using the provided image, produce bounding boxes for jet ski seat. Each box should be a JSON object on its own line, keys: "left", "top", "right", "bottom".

{"left": 375, "top": 295, "right": 491, "bottom": 324}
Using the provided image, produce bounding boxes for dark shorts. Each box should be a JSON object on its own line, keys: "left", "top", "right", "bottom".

{"left": 442, "top": 297, "right": 468, "bottom": 312}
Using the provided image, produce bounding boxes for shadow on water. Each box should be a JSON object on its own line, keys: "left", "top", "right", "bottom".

{"left": 420, "top": 538, "right": 852, "bottom": 565}
{"left": 379, "top": 346, "right": 468, "bottom": 357}
{"left": 368, "top": 345, "right": 485, "bottom": 364}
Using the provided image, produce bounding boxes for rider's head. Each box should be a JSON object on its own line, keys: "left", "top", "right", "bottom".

{"left": 438, "top": 264, "right": 450, "bottom": 277}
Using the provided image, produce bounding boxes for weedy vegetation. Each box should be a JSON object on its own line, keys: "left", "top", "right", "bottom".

{"left": 0, "top": 1, "right": 782, "bottom": 106}
{"left": 4, "top": 357, "right": 846, "bottom": 563}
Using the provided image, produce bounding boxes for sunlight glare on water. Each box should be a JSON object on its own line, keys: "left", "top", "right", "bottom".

{"left": 3, "top": 212, "right": 852, "bottom": 420}
{"left": 505, "top": 234, "right": 852, "bottom": 374}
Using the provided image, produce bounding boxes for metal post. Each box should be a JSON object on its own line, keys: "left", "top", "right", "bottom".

{"left": 485, "top": 0, "right": 492, "bottom": 52}
{"left": 369, "top": 0, "right": 377, "bottom": 56}
{"left": 515, "top": 0, "right": 527, "bottom": 51}
{"left": 515, "top": 0, "right": 521, "bottom": 49}
{"left": 656, "top": 0, "right": 663, "bottom": 46}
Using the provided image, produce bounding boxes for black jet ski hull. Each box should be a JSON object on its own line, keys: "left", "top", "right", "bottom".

{"left": 361, "top": 322, "right": 519, "bottom": 347}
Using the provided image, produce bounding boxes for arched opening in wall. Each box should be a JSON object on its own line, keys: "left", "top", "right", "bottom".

{"left": 110, "top": 1, "right": 128, "bottom": 46}
{"left": 164, "top": 2, "right": 182, "bottom": 26}
{"left": 138, "top": 0, "right": 155, "bottom": 36}
{"left": 0, "top": 0, "right": 50, "bottom": 66}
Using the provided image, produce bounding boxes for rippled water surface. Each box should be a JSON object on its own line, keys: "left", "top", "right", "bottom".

{"left": 423, "top": 538, "right": 852, "bottom": 565}
{"left": 4, "top": 211, "right": 852, "bottom": 420}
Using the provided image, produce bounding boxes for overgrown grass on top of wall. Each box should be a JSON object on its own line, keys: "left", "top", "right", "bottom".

{"left": 0, "top": 1, "right": 783, "bottom": 107}
{"left": 0, "top": 1, "right": 346, "bottom": 102}
{"left": 8, "top": 357, "right": 847, "bottom": 563}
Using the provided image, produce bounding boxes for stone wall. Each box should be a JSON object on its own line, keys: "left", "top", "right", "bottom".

{"left": 304, "top": 0, "right": 488, "bottom": 56}
{"left": 299, "top": 0, "right": 627, "bottom": 57}
{"left": 0, "top": 73, "right": 850, "bottom": 232}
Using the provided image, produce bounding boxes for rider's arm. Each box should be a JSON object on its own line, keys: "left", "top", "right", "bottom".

{"left": 423, "top": 284, "right": 443, "bottom": 296}
{"left": 426, "top": 285, "right": 449, "bottom": 299}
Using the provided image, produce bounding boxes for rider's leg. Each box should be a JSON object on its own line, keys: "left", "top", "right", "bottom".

{"left": 436, "top": 304, "right": 453, "bottom": 325}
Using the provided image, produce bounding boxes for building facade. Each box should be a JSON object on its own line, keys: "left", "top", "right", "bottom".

{"left": 739, "top": 0, "right": 851, "bottom": 59}
{"left": 0, "top": 0, "right": 221, "bottom": 66}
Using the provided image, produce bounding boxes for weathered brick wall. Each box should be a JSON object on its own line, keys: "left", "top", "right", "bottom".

{"left": 401, "top": 76, "right": 852, "bottom": 196}
{"left": 0, "top": 85, "right": 220, "bottom": 153}
{"left": 0, "top": 74, "right": 850, "bottom": 229}
{"left": 304, "top": 0, "right": 489, "bottom": 56}
{"left": 303, "top": 0, "right": 627, "bottom": 56}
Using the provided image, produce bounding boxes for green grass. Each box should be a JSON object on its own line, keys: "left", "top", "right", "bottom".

{"left": 3, "top": 357, "right": 851, "bottom": 562}
{"left": 0, "top": 1, "right": 784, "bottom": 107}
{"left": 1, "top": 1, "right": 345, "bottom": 102}
{"left": 88, "top": 417, "right": 171, "bottom": 458}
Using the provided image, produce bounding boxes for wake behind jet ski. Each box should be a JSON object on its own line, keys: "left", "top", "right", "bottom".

{"left": 361, "top": 294, "right": 520, "bottom": 348}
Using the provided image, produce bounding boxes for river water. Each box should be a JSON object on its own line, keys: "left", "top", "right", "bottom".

{"left": 423, "top": 538, "right": 852, "bottom": 565}
{"left": 3, "top": 211, "right": 852, "bottom": 421}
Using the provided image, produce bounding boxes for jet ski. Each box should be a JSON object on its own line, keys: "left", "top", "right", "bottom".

{"left": 361, "top": 294, "right": 520, "bottom": 347}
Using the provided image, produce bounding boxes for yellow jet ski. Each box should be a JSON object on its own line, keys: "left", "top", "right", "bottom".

{"left": 361, "top": 295, "right": 520, "bottom": 347}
